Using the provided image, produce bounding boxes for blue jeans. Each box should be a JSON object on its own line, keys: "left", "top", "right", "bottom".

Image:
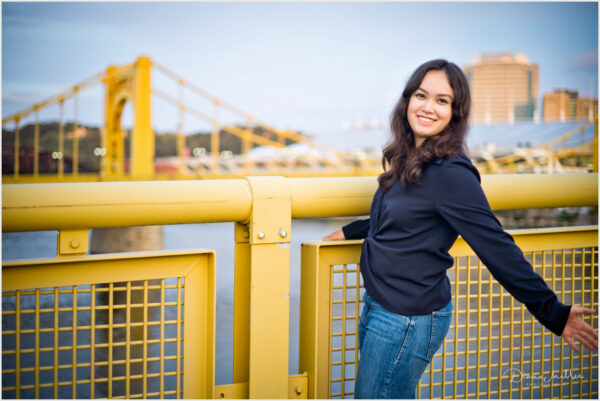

{"left": 354, "top": 293, "right": 452, "bottom": 399}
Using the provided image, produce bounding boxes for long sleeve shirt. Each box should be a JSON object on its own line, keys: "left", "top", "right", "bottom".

{"left": 342, "top": 154, "right": 571, "bottom": 336}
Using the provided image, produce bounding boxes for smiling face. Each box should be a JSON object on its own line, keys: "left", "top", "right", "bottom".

{"left": 407, "top": 70, "right": 454, "bottom": 148}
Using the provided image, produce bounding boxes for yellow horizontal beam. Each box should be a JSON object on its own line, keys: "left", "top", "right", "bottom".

{"left": 448, "top": 225, "right": 598, "bottom": 256}
{"left": 290, "top": 177, "right": 378, "bottom": 218}
{"left": 3, "top": 174, "right": 597, "bottom": 232}
{"left": 2, "top": 248, "right": 214, "bottom": 292}
{"left": 313, "top": 226, "right": 598, "bottom": 257}
{"left": 480, "top": 173, "right": 597, "bottom": 210}
{"left": 213, "top": 373, "right": 308, "bottom": 399}
{"left": 2, "top": 180, "right": 252, "bottom": 232}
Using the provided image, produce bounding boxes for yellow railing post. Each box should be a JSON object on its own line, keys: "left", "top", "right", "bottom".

{"left": 242, "top": 176, "right": 291, "bottom": 398}
{"left": 233, "top": 221, "right": 251, "bottom": 385}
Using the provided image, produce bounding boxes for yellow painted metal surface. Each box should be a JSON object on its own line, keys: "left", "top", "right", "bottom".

{"left": 300, "top": 228, "right": 598, "bottom": 399}
{"left": 2, "top": 174, "right": 599, "bottom": 399}
{"left": 131, "top": 57, "right": 155, "bottom": 179}
{"left": 2, "top": 249, "right": 215, "bottom": 399}
{"left": 103, "top": 64, "right": 129, "bottom": 178}
{"left": 57, "top": 229, "right": 90, "bottom": 257}
{"left": 213, "top": 374, "right": 308, "bottom": 399}
{"left": 2, "top": 180, "right": 252, "bottom": 232}
{"left": 246, "top": 176, "right": 291, "bottom": 245}
{"left": 300, "top": 242, "right": 363, "bottom": 399}
{"left": 100, "top": 56, "right": 156, "bottom": 180}
{"left": 214, "top": 382, "right": 249, "bottom": 399}
{"left": 4, "top": 174, "right": 596, "bottom": 233}
{"left": 449, "top": 226, "right": 598, "bottom": 256}
{"left": 248, "top": 244, "right": 290, "bottom": 398}
{"left": 287, "top": 372, "right": 309, "bottom": 399}
{"left": 233, "top": 222, "right": 251, "bottom": 384}
{"left": 290, "top": 177, "right": 378, "bottom": 219}
{"left": 480, "top": 174, "right": 598, "bottom": 210}
{"left": 245, "top": 177, "right": 291, "bottom": 398}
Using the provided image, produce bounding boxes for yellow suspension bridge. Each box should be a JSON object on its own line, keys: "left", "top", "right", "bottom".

{"left": 2, "top": 56, "right": 597, "bottom": 183}
{"left": 2, "top": 56, "right": 383, "bottom": 183}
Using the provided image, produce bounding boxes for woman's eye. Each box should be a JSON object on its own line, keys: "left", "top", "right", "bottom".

{"left": 415, "top": 93, "right": 426, "bottom": 99}
{"left": 438, "top": 98, "right": 449, "bottom": 104}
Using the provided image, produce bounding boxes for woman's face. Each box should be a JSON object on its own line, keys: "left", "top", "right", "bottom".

{"left": 407, "top": 70, "right": 454, "bottom": 147}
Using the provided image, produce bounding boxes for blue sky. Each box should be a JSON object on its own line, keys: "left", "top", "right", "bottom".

{"left": 2, "top": 1, "right": 598, "bottom": 134}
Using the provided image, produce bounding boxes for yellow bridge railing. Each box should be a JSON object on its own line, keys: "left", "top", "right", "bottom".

{"left": 3, "top": 250, "right": 215, "bottom": 398}
{"left": 2, "top": 174, "right": 598, "bottom": 398}
{"left": 300, "top": 227, "right": 597, "bottom": 398}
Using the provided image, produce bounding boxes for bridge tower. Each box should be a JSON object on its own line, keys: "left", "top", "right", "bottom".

{"left": 102, "top": 56, "right": 154, "bottom": 179}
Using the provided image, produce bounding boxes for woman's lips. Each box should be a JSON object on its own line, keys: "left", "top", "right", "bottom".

{"left": 417, "top": 115, "right": 436, "bottom": 126}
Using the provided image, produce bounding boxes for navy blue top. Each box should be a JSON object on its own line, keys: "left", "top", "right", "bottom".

{"left": 342, "top": 154, "right": 571, "bottom": 336}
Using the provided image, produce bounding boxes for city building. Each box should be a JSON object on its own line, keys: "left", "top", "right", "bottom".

{"left": 543, "top": 89, "right": 598, "bottom": 122}
{"left": 576, "top": 97, "right": 598, "bottom": 121}
{"left": 543, "top": 90, "right": 578, "bottom": 122}
{"left": 464, "top": 53, "right": 538, "bottom": 124}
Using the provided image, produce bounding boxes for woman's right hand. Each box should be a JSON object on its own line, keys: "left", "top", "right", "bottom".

{"left": 322, "top": 229, "right": 346, "bottom": 241}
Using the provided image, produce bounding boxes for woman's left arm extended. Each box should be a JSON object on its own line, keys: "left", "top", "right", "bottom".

{"left": 435, "top": 158, "right": 598, "bottom": 352}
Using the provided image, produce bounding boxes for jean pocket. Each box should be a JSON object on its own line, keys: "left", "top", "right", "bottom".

{"left": 427, "top": 308, "right": 452, "bottom": 360}
{"left": 359, "top": 303, "right": 371, "bottom": 327}
{"left": 432, "top": 300, "right": 453, "bottom": 316}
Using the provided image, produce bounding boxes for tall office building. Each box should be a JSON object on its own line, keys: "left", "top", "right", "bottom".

{"left": 543, "top": 89, "right": 598, "bottom": 122}
{"left": 576, "top": 97, "right": 598, "bottom": 121}
{"left": 464, "top": 53, "right": 538, "bottom": 124}
{"left": 542, "top": 90, "right": 578, "bottom": 122}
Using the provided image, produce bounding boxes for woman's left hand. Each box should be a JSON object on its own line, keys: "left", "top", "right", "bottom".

{"left": 561, "top": 306, "right": 598, "bottom": 353}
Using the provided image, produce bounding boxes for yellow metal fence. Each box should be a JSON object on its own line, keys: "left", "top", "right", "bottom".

{"left": 300, "top": 227, "right": 598, "bottom": 399}
{"left": 2, "top": 175, "right": 598, "bottom": 399}
{"left": 2, "top": 250, "right": 215, "bottom": 399}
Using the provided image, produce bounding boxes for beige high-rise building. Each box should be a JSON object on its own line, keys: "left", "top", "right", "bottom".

{"left": 576, "top": 97, "right": 598, "bottom": 121}
{"left": 464, "top": 53, "right": 538, "bottom": 124}
{"left": 543, "top": 90, "right": 578, "bottom": 122}
{"left": 543, "top": 89, "right": 598, "bottom": 122}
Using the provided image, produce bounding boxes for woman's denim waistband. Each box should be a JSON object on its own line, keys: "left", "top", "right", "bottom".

{"left": 363, "top": 291, "right": 452, "bottom": 317}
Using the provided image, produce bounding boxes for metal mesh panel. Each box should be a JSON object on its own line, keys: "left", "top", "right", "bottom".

{"left": 329, "top": 263, "right": 364, "bottom": 398}
{"left": 2, "top": 278, "right": 185, "bottom": 399}
{"left": 327, "top": 247, "right": 598, "bottom": 399}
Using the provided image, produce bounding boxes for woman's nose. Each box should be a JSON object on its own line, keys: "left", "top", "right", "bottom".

{"left": 421, "top": 99, "right": 434, "bottom": 113}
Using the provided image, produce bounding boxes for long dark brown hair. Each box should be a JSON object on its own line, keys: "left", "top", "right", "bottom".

{"left": 378, "top": 59, "right": 471, "bottom": 192}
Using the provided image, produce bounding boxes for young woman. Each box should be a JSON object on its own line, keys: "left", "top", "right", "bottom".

{"left": 322, "top": 59, "right": 598, "bottom": 399}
